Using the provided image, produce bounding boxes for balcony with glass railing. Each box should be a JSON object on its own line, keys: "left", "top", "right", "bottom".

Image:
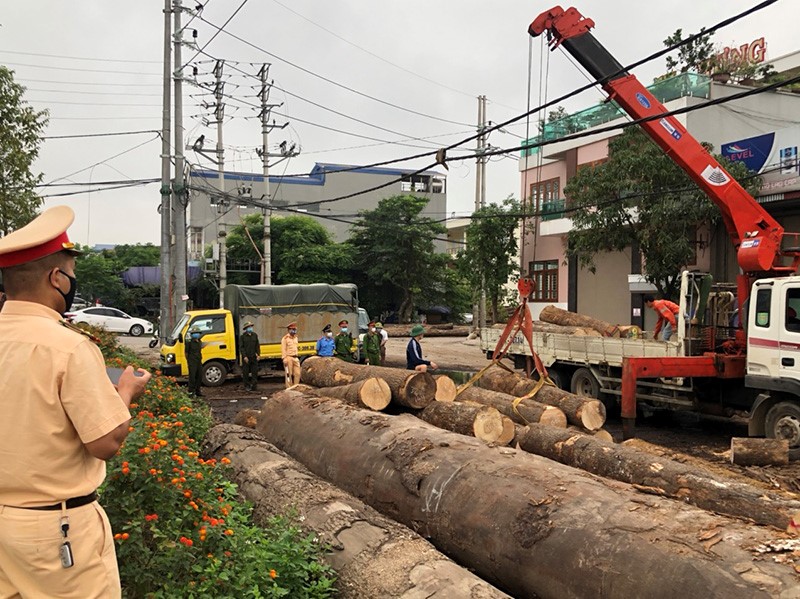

{"left": 521, "top": 72, "right": 711, "bottom": 157}
{"left": 540, "top": 198, "right": 567, "bottom": 221}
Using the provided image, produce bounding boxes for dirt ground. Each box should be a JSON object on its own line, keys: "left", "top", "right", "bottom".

{"left": 120, "top": 334, "right": 800, "bottom": 497}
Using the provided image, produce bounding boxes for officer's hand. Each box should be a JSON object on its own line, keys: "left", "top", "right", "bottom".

{"left": 243, "top": 356, "right": 249, "bottom": 363}
{"left": 117, "top": 366, "right": 152, "bottom": 402}
{"left": 430, "top": 361, "right": 438, "bottom": 370}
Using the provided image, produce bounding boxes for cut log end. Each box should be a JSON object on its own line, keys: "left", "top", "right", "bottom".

{"left": 539, "top": 406, "right": 568, "bottom": 429}
{"left": 730, "top": 437, "right": 789, "bottom": 466}
{"left": 473, "top": 407, "right": 505, "bottom": 443}
{"left": 579, "top": 400, "right": 607, "bottom": 431}
{"left": 494, "top": 416, "right": 516, "bottom": 446}
{"left": 360, "top": 378, "right": 392, "bottom": 411}
{"left": 400, "top": 372, "right": 437, "bottom": 409}
{"left": 434, "top": 375, "right": 458, "bottom": 402}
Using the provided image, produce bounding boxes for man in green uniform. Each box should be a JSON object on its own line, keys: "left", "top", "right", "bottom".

{"left": 240, "top": 320, "right": 260, "bottom": 391}
{"left": 363, "top": 320, "right": 382, "bottom": 366}
{"left": 186, "top": 325, "right": 203, "bottom": 397}
{"left": 334, "top": 319, "right": 354, "bottom": 362}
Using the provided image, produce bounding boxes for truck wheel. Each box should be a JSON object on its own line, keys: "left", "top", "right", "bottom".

{"left": 570, "top": 367, "right": 600, "bottom": 399}
{"left": 765, "top": 401, "right": 800, "bottom": 459}
{"left": 202, "top": 361, "right": 228, "bottom": 387}
{"left": 545, "top": 367, "right": 567, "bottom": 390}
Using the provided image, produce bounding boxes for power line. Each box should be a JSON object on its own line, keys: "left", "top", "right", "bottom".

{"left": 0, "top": 49, "right": 161, "bottom": 64}
{"left": 17, "top": 78, "right": 161, "bottom": 88}
{"left": 195, "top": 13, "right": 472, "bottom": 128}
{"left": 183, "top": 0, "right": 250, "bottom": 67}
{"left": 28, "top": 99, "right": 163, "bottom": 107}
{"left": 42, "top": 129, "right": 159, "bottom": 140}
{"left": 25, "top": 87, "right": 162, "bottom": 97}
{"left": 2, "top": 61, "right": 161, "bottom": 76}
{"left": 40, "top": 180, "right": 158, "bottom": 198}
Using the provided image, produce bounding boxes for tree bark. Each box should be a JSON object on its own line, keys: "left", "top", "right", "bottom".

{"left": 539, "top": 305, "right": 620, "bottom": 337}
{"left": 567, "top": 426, "right": 614, "bottom": 443}
{"left": 456, "top": 385, "right": 567, "bottom": 428}
{"left": 516, "top": 424, "right": 800, "bottom": 530}
{"left": 301, "top": 356, "right": 435, "bottom": 409}
{"left": 419, "top": 401, "right": 508, "bottom": 445}
{"left": 531, "top": 322, "right": 602, "bottom": 336}
{"left": 313, "top": 378, "right": 392, "bottom": 411}
{"left": 257, "top": 390, "right": 800, "bottom": 599}
{"left": 730, "top": 437, "right": 790, "bottom": 467}
{"left": 433, "top": 375, "right": 457, "bottom": 402}
{"left": 203, "top": 425, "right": 510, "bottom": 599}
{"left": 479, "top": 366, "right": 606, "bottom": 431}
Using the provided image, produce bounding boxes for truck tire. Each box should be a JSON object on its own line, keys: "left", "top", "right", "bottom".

{"left": 546, "top": 366, "right": 567, "bottom": 390}
{"left": 202, "top": 360, "right": 228, "bottom": 387}
{"left": 570, "top": 367, "right": 600, "bottom": 399}
{"left": 765, "top": 401, "right": 800, "bottom": 460}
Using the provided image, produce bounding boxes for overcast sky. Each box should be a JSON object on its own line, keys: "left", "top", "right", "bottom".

{"left": 2, "top": 0, "right": 797, "bottom": 246}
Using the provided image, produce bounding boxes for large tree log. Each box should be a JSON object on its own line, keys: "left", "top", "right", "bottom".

{"left": 258, "top": 391, "right": 800, "bottom": 599}
{"left": 539, "top": 304, "right": 621, "bottom": 337}
{"left": 301, "top": 356, "right": 435, "bottom": 409}
{"left": 203, "top": 425, "right": 509, "bottom": 599}
{"left": 456, "top": 385, "right": 567, "bottom": 428}
{"left": 433, "top": 375, "right": 457, "bottom": 402}
{"left": 419, "top": 401, "right": 508, "bottom": 445}
{"left": 516, "top": 424, "right": 800, "bottom": 530}
{"left": 312, "top": 378, "right": 391, "bottom": 411}
{"left": 479, "top": 366, "right": 606, "bottom": 430}
{"left": 731, "top": 437, "right": 790, "bottom": 466}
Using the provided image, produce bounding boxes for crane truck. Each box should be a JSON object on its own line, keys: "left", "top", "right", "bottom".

{"left": 514, "top": 6, "right": 800, "bottom": 455}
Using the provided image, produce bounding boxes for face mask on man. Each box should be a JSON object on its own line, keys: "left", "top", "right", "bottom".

{"left": 326, "top": 331, "right": 333, "bottom": 338}
{"left": 55, "top": 269, "right": 77, "bottom": 314}
{"left": 340, "top": 327, "right": 348, "bottom": 333}
{"left": 245, "top": 327, "right": 253, "bottom": 333}
{"left": 370, "top": 327, "right": 376, "bottom": 333}
{"left": 289, "top": 328, "right": 297, "bottom": 335}
{"left": 191, "top": 332, "right": 201, "bottom": 340}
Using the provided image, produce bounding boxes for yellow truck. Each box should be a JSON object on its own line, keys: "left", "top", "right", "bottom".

{"left": 159, "top": 283, "right": 360, "bottom": 386}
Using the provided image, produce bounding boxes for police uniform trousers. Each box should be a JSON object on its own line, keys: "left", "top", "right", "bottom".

{"left": 283, "top": 357, "right": 301, "bottom": 388}
{"left": 0, "top": 501, "right": 120, "bottom": 598}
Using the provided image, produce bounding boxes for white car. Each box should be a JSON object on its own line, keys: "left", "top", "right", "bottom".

{"left": 66, "top": 307, "right": 154, "bottom": 337}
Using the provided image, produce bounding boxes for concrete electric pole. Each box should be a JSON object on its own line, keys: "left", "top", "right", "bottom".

{"left": 159, "top": 0, "right": 172, "bottom": 342}
{"left": 172, "top": 0, "right": 188, "bottom": 323}
{"left": 214, "top": 60, "right": 227, "bottom": 308}
{"left": 475, "top": 94, "right": 488, "bottom": 330}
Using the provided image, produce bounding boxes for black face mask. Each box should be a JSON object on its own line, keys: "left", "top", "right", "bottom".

{"left": 56, "top": 270, "right": 77, "bottom": 314}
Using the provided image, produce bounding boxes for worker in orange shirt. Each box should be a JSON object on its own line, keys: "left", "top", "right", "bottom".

{"left": 281, "top": 322, "right": 301, "bottom": 387}
{"left": 644, "top": 295, "right": 680, "bottom": 341}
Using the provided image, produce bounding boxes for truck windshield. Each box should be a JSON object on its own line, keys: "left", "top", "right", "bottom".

{"left": 168, "top": 314, "right": 190, "bottom": 343}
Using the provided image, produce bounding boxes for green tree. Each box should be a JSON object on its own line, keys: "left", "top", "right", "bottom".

{"left": 458, "top": 197, "right": 520, "bottom": 322}
{"left": 0, "top": 67, "right": 49, "bottom": 236}
{"left": 663, "top": 28, "right": 715, "bottom": 76}
{"left": 110, "top": 243, "right": 161, "bottom": 268}
{"left": 74, "top": 249, "right": 127, "bottom": 307}
{"left": 349, "top": 195, "right": 447, "bottom": 323}
{"left": 564, "top": 128, "right": 760, "bottom": 299}
{"left": 225, "top": 213, "right": 352, "bottom": 285}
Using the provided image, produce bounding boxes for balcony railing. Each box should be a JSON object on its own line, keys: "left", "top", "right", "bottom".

{"left": 541, "top": 198, "right": 567, "bottom": 221}
{"left": 521, "top": 72, "right": 711, "bottom": 157}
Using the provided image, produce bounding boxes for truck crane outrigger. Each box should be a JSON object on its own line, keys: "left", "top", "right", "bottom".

{"left": 529, "top": 6, "right": 800, "bottom": 446}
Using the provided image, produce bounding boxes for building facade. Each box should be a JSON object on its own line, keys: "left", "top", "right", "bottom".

{"left": 519, "top": 54, "right": 800, "bottom": 330}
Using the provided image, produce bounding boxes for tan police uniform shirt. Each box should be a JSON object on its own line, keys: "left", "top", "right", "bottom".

{"left": 0, "top": 301, "right": 131, "bottom": 507}
{"left": 281, "top": 333, "right": 299, "bottom": 359}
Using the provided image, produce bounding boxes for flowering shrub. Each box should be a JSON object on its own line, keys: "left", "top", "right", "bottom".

{"left": 95, "top": 335, "right": 335, "bottom": 598}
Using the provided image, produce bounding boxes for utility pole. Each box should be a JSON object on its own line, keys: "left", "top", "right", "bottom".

{"left": 159, "top": 0, "right": 172, "bottom": 342}
{"left": 475, "top": 95, "right": 488, "bottom": 330}
{"left": 172, "top": 0, "right": 188, "bottom": 324}
{"left": 256, "top": 64, "right": 286, "bottom": 285}
{"left": 214, "top": 59, "right": 227, "bottom": 308}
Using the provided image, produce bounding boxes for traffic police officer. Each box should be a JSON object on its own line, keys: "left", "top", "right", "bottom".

{"left": 0, "top": 206, "right": 151, "bottom": 597}
{"left": 281, "top": 322, "right": 301, "bottom": 387}
{"left": 186, "top": 325, "right": 203, "bottom": 396}
{"left": 239, "top": 320, "right": 260, "bottom": 391}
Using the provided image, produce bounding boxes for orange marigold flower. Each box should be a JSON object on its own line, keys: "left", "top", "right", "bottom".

{"left": 269, "top": 569, "right": 277, "bottom": 579}
{"left": 121, "top": 532, "right": 130, "bottom": 540}
{"left": 224, "top": 551, "right": 232, "bottom": 558}
{"left": 145, "top": 514, "right": 159, "bottom": 522}
{"left": 184, "top": 490, "right": 192, "bottom": 498}
{"left": 121, "top": 467, "right": 130, "bottom": 475}
{"left": 220, "top": 457, "right": 231, "bottom": 465}
{"left": 149, "top": 468, "right": 158, "bottom": 475}
{"left": 113, "top": 533, "right": 122, "bottom": 540}
{"left": 179, "top": 536, "right": 193, "bottom": 547}
{"left": 224, "top": 529, "right": 233, "bottom": 536}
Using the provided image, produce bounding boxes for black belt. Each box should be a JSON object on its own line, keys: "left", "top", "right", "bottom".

{"left": 21, "top": 491, "right": 97, "bottom": 511}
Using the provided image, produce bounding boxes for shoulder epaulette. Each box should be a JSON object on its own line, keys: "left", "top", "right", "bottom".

{"left": 60, "top": 319, "right": 102, "bottom": 343}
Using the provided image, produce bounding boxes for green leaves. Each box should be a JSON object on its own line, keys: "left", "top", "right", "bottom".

{"left": 0, "top": 66, "right": 49, "bottom": 236}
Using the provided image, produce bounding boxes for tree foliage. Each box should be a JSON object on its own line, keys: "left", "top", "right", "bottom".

{"left": 349, "top": 195, "right": 450, "bottom": 323}
{"left": 225, "top": 213, "right": 352, "bottom": 285}
{"left": 0, "top": 67, "right": 49, "bottom": 236}
{"left": 564, "top": 128, "right": 760, "bottom": 299}
{"left": 663, "top": 28, "right": 715, "bottom": 76}
{"left": 458, "top": 197, "right": 520, "bottom": 322}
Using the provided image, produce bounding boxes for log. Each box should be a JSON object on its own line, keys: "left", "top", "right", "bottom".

{"left": 456, "top": 385, "right": 567, "bottom": 429}
{"left": 433, "top": 375, "right": 457, "bottom": 402}
{"left": 419, "top": 401, "right": 507, "bottom": 445}
{"left": 203, "top": 425, "right": 510, "bottom": 599}
{"left": 730, "top": 437, "right": 790, "bottom": 467}
{"left": 233, "top": 408, "right": 261, "bottom": 428}
{"left": 313, "top": 378, "right": 391, "bottom": 411}
{"left": 516, "top": 424, "right": 800, "bottom": 530}
{"left": 258, "top": 390, "right": 800, "bottom": 599}
{"left": 497, "top": 416, "right": 516, "bottom": 446}
{"left": 568, "top": 425, "right": 614, "bottom": 443}
{"left": 533, "top": 321, "right": 602, "bottom": 336}
{"left": 479, "top": 366, "right": 606, "bottom": 431}
{"left": 539, "top": 304, "right": 620, "bottom": 337}
{"left": 301, "top": 356, "right": 435, "bottom": 409}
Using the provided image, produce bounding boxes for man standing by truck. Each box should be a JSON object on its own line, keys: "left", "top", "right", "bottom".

{"left": 334, "top": 319, "right": 354, "bottom": 362}
{"left": 363, "top": 321, "right": 382, "bottom": 366}
{"left": 281, "top": 322, "right": 301, "bottom": 387}
{"left": 239, "top": 320, "right": 260, "bottom": 391}
{"left": 316, "top": 324, "right": 335, "bottom": 357}
{"left": 186, "top": 326, "right": 203, "bottom": 396}
{"left": 644, "top": 295, "right": 680, "bottom": 341}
